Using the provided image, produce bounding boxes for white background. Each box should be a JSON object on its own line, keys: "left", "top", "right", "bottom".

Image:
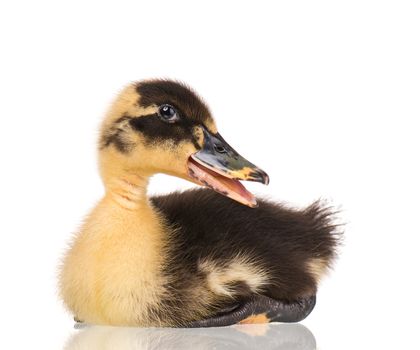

{"left": 1, "top": 1, "right": 419, "bottom": 349}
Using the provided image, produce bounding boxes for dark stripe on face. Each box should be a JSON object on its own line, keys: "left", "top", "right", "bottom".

{"left": 129, "top": 114, "right": 201, "bottom": 148}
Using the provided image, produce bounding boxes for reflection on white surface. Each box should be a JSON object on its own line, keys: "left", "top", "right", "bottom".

{"left": 65, "top": 323, "right": 316, "bottom": 350}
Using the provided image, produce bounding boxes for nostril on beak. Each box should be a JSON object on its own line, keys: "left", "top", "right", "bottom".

{"left": 214, "top": 144, "right": 227, "bottom": 154}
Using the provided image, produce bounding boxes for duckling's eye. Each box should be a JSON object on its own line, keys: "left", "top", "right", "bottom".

{"left": 158, "top": 104, "right": 179, "bottom": 123}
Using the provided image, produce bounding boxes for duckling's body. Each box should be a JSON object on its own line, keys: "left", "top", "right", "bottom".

{"left": 151, "top": 189, "right": 336, "bottom": 326}
{"left": 153, "top": 188, "right": 334, "bottom": 301}
{"left": 61, "top": 188, "right": 336, "bottom": 327}
{"left": 59, "top": 80, "right": 340, "bottom": 327}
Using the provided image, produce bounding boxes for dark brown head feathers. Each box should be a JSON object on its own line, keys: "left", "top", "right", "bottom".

{"left": 136, "top": 79, "right": 212, "bottom": 124}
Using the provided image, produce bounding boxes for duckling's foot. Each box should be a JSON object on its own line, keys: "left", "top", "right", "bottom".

{"left": 186, "top": 295, "right": 316, "bottom": 328}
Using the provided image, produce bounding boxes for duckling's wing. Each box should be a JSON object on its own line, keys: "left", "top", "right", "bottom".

{"left": 151, "top": 188, "right": 340, "bottom": 301}
{"left": 151, "top": 188, "right": 339, "bottom": 326}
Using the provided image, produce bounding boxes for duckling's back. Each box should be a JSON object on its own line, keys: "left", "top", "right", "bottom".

{"left": 151, "top": 188, "right": 341, "bottom": 304}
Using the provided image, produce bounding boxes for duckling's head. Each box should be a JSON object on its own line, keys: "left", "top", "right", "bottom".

{"left": 99, "top": 79, "right": 268, "bottom": 207}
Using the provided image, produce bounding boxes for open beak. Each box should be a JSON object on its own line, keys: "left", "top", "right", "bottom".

{"left": 187, "top": 128, "right": 269, "bottom": 207}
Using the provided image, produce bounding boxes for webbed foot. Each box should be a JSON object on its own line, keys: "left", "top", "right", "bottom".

{"left": 186, "top": 294, "right": 316, "bottom": 328}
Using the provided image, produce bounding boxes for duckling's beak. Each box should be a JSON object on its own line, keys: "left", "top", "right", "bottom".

{"left": 187, "top": 128, "right": 269, "bottom": 208}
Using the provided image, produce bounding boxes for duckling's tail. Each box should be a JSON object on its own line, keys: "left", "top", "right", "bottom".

{"left": 300, "top": 200, "right": 343, "bottom": 282}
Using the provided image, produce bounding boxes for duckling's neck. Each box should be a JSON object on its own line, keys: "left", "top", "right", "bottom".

{"left": 104, "top": 172, "right": 150, "bottom": 211}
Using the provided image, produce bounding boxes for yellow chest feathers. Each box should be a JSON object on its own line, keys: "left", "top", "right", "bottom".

{"left": 59, "top": 199, "right": 169, "bottom": 326}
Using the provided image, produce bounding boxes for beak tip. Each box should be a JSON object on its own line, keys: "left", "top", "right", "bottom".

{"left": 258, "top": 169, "right": 270, "bottom": 185}
{"left": 249, "top": 168, "right": 269, "bottom": 185}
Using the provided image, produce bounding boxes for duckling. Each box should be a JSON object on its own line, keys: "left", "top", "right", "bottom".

{"left": 59, "top": 79, "right": 340, "bottom": 327}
